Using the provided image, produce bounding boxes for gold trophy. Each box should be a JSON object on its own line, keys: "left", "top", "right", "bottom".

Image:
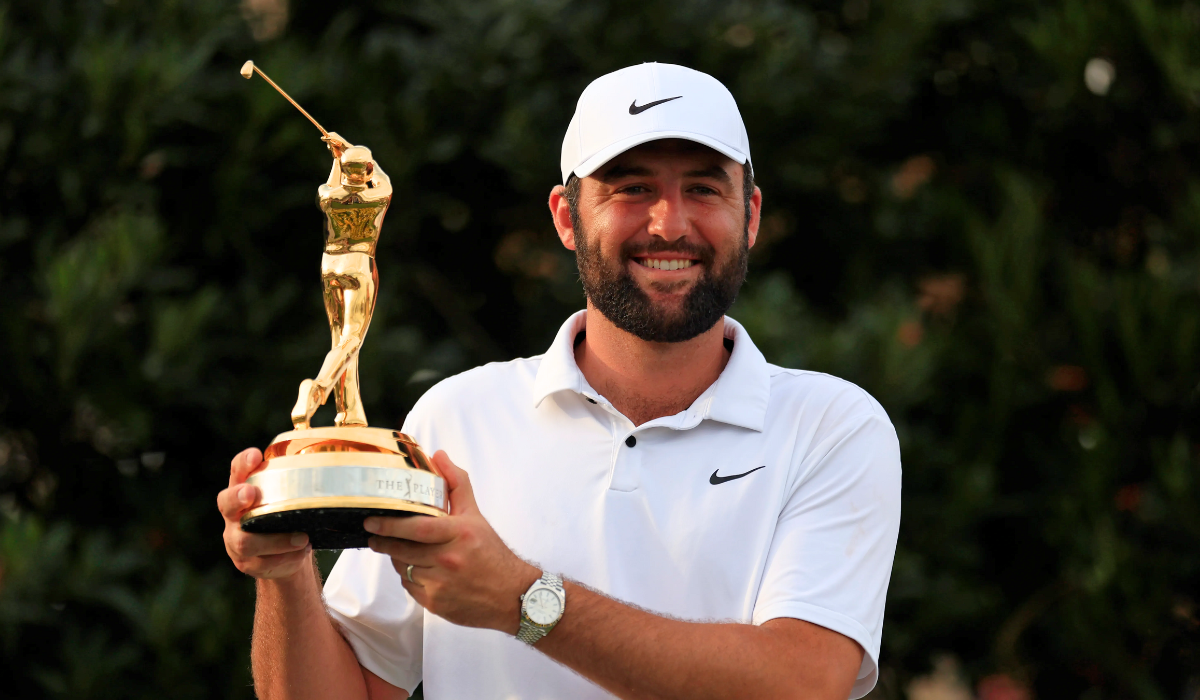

{"left": 237, "top": 61, "right": 448, "bottom": 549}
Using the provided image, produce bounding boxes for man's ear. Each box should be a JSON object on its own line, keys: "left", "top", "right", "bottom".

{"left": 746, "top": 185, "right": 763, "bottom": 249}
{"left": 549, "top": 184, "right": 576, "bottom": 251}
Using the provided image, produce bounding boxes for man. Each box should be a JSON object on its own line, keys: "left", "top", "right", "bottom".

{"left": 219, "top": 63, "right": 901, "bottom": 700}
{"left": 292, "top": 132, "right": 392, "bottom": 430}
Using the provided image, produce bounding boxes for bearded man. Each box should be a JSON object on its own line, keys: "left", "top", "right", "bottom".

{"left": 218, "top": 63, "right": 902, "bottom": 700}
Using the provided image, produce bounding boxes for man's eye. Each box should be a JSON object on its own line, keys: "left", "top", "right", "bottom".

{"left": 618, "top": 185, "right": 649, "bottom": 195}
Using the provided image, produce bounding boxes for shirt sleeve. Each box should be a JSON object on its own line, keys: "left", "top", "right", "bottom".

{"left": 752, "top": 411, "right": 902, "bottom": 700}
{"left": 324, "top": 547, "right": 424, "bottom": 693}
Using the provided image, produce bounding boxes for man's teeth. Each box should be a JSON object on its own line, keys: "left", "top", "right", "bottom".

{"left": 637, "top": 258, "right": 696, "bottom": 271}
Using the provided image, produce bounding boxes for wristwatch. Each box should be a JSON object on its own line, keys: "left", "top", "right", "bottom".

{"left": 516, "top": 571, "right": 565, "bottom": 645}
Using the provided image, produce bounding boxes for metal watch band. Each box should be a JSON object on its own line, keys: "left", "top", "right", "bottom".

{"left": 541, "top": 572, "right": 565, "bottom": 592}
{"left": 516, "top": 572, "right": 565, "bottom": 645}
{"left": 515, "top": 618, "right": 547, "bottom": 644}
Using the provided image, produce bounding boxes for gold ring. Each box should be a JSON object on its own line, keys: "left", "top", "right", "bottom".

{"left": 405, "top": 563, "right": 415, "bottom": 583}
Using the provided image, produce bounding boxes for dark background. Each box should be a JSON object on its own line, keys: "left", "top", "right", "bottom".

{"left": 1, "top": 1, "right": 1198, "bottom": 698}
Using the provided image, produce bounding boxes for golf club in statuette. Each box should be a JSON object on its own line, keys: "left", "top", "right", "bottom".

{"left": 237, "top": 60, "right": 448, "bottom": 549}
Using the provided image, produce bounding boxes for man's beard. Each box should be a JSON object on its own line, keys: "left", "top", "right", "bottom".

{"left": 574, "top": 226, "right": 748, "bottom": 343}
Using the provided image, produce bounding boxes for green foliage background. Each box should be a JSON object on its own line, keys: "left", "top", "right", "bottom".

{"left": 1, "top": 1, "right": 1198, "bottom": 698}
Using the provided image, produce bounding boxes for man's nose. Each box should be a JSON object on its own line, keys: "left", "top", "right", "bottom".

{"left": 647, "top": 192, "right": 689, "bottom": 241}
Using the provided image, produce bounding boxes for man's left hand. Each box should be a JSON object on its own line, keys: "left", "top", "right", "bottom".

{"left": 365, "top": 451, "right": 540, "bottom": 634}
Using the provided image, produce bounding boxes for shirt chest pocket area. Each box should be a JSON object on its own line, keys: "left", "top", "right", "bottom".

{"left": 639, "top": 452, "right": 783, "bottom": 581}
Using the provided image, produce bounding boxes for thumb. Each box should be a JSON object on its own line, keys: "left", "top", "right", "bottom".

{"left": 432, "top": 450, "right": 476, "bottom": 516}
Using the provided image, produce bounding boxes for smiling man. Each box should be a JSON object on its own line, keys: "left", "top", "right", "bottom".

{"left": 218, "top": 63, "right": 902, "bottom": 700}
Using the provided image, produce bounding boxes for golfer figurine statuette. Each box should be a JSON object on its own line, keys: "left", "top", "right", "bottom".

{"left": 236, "top": 60, "right": 448, "bottom": 549}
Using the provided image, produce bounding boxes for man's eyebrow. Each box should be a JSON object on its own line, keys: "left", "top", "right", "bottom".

{"left": 684, "top": 165, "right": 733, "bottom": 187}
{"left": 598, "top": 164, "right": 654, "bottom": 182}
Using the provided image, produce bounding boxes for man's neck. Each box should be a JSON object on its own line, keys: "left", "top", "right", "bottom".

{"left": 574, "top": 304, "right": 731, "bottom": 427}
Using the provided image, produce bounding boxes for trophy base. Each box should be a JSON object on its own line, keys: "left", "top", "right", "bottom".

{"left": 243, "top": 506, "right": 428, "bottom": 550}
{"left": 240, "top": 427, "right": 448, "bottom": 550}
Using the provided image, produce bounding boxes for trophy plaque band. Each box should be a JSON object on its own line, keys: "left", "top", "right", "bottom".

{"left": 241, "top": 427, "right": 448, "bottom": 549}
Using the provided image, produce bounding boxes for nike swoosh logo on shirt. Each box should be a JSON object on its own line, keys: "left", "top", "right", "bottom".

{"left": 628, "top": 96, "right": 682, "bottom": 114}
{"left": 709, "top": 466, "right": 766, "bottom": 485}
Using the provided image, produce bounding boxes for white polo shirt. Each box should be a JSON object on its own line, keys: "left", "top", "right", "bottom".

{"left": 324, "top": 311, "right": 901, "bottom": 699}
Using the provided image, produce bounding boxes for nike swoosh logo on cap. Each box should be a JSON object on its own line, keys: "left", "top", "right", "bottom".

{"left": 709, "top": 466, "right": 766, "bottom": 485}
{"left": 628, "top": 96, "right": 682, "bottom": 115}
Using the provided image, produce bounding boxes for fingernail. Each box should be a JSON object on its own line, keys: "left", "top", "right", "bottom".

{"left": 363, "top": 517, "right": 380, "bottom": 533}
{"left": 238, "top": 485, "right": 252, "bottom": 504}
{"left": 291, "top": 533, "right": 308, "bottom": 547}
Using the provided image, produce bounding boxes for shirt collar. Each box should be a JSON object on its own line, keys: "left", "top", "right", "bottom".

{"left": 531, "top": 310, "right": 591, "bottom": 404}
{"left": 532, "top": 311, "right": 771, "bottom": 432}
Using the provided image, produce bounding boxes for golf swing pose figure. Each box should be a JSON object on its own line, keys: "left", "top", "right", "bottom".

{"left": 219, "top": 63, "right": 901, "bottom": 700}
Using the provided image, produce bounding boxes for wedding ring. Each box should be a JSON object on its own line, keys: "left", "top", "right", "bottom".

{"left": 405, "top": 563, "right": 415, "bottom": 583}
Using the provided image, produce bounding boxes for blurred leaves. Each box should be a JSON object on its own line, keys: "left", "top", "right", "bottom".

{"left": 0, "top": 516, "right": 241, "bottom": 699}
{"left": 43, "top": 208, "right": 164, "bottom": 383}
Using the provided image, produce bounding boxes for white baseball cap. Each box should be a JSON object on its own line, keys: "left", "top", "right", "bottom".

{"left": 560, "top": 63, "right": 752, "bottom": 184}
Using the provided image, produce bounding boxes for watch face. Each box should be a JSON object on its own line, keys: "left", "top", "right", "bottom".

{"left": 525, "top": 587, "right": 562, "bottom": 625}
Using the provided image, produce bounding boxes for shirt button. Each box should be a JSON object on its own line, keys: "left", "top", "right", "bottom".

{"left": 625, "top": 435, "right": 636, "bottom": 448}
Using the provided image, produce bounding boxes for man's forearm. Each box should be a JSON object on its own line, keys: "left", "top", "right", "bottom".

{"left": 535, "top": 582, "right": 860, "bottom": 700}
{"left": 251, "top": 555, "right": 370, "bottom": 700}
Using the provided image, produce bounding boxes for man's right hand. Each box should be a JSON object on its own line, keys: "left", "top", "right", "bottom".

{"left": 219, "top": 448, "right": 311, "bottom": 579}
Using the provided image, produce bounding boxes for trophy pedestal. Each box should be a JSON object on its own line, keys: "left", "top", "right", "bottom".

{"left": 241, "top": 427, "right": 447, "bottom": 549}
